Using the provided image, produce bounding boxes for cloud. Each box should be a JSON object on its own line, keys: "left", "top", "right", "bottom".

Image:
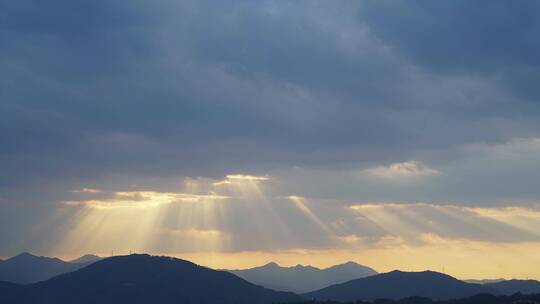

{"left": 2, "top": 0, "right": 540, "bottom": 194}
{"left": 64, "top": 191, "right": 228, "bottom": 209}
{"left": 348, "top": 203, "right": 540, "bottom": 243}
{"left": 225, "top": 174, "right": 270, "bottom": 181}
{"left": 70, "top": 188, "right": 102, "bottom": 194}
{"left": 364, "top": 161, "right": 440, "bottom": 179}
{"left": 359, "top": 1, "right": 540, "bottom": 74}
{"left": 57, "top": 177, "right": 540, "bottom": 254}
{"left": 213, "top": 174, "right": 270, "bottom": 185}
{"left": 3, "top": 170, "right": 540, "bottom": 280}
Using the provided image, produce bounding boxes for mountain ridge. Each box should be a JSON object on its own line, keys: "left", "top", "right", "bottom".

{"left": 69, "top": 254, "right": 102, "bottom": 264}
{"left": 303, "top": 270, "right": 495, "bottom": 301}
{"left": 228, "top": 261, "right": 377, "bottom": 293}
{"left": 0, "top": 254, "right": 301, "bottom": 304}
{"left": 0, "top": 252, "right": 101, "bottom": 284}
{"left": 485, "top": 279, "right": 540, "bottom": 295}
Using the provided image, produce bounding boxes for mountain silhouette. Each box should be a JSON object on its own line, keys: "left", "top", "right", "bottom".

{"left": 69, "top": 254, "right": 102, "bottom": 264}
{"left": 228, "top": 261, "right": 377, "bottom": 293}
{"left": 273, "top": 293, "right": 540, "bottom": 304}
{"left": 0, "top": 253, "right": 81, "bottom": 284}
{"left": 485, "top": 279, "right": 540, "bottom": 295}
{"left": 0, "top": 254, "right": 301, "bottom": 304}
{"left": 303, "top": 270, "right": 494, "bottom": 301}
{"left": 0, "top": 281, "right": 22, "bottom": 304}
{"left": 0, "top": 252, "right": 99, "bottom": 284}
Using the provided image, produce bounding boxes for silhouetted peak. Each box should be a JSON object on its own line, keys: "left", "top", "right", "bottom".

{"left": 97, "top": 253, "right": 196, "bottom": 268}
{"left": 79, "top": 254, "right": 99, "bottom": 258}
{"left": 9, "top": 252, "right": 64, "bottom": 261}
{"left": 13, "top": 252, "right": 35, "bottom": 259}
{"left": 304, "top": 268, "right": 492, "bottom": 302}
{"left": 111, "top": 253, "right": 150, "bottom": 259}
{"left": 382, "top": 269, "right": 459, "bottom": 281}
{"left": 70, "top": 254, "right": 102, "bottom": 264}
{"left": 7, "top": 252, "right": 48, "bottom": 262}
{"left": 387, "top": 269, "right": 436, "bottom": 274}
{"left": 330, "top": 261, "right": 363, "bottom": 269}
{"left": 292, "top": 263, "right": 319, "bottom": 270}
{"left": 229, "top": 260, "right": 377, "bottom": 293}
{"left": 262, "top": 262, "right": 279, "bottom": 268}
{"left": 63, "top": 254, "right": 222, "bottom": 281}
{"left": 419, "top": 270, "right": 455, "bottom": 277}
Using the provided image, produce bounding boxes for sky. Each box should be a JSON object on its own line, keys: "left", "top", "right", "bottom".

{"left": 1, "top": 0, "right": 540, "bottom": 279}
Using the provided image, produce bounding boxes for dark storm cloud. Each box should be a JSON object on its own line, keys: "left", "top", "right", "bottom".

{"left": 1, "top": 0, "right": 540, "bottom": 200}
{"left": 360, "top": 0, "right": 540, "bottom": 105}
{"left": 360, "top": 1, "right": 540, "bottom": 72}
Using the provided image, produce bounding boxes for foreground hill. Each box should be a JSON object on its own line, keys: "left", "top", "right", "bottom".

{"left": 228, "top": 261, "right": 377, "bottom": 293}
{"left": 303, "top": 270, "right": 493, "bottom": 301}
{"left": 0, "top": 253, "right": 98, "bottom": 284}
{"left": 0, "top": 281, "right": 22, "bottom": 302}
{"left": 0, "top": 254, "right": 301, "bottom": 304}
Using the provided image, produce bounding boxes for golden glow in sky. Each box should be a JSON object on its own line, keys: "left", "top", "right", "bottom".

{"left": 26, "top": 173, "right": 540, "bottom": 280}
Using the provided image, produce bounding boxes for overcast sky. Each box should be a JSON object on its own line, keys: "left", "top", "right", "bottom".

{"left": 1, "top": 1, "right": 540, "bottom": 279}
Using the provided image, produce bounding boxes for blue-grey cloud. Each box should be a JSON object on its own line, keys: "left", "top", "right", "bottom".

{"left": 1, "top": 0, "right": 540, "bottom": 257}
{"left": 3, "top": 0, "right": 539, "bottom": 190}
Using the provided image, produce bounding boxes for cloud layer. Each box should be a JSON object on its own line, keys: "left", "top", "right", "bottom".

{"left": 1, "top": 0, "right": 540, "bottom": 277}
{"left": 2, "top": 1, "right": 540, "bottom": 190}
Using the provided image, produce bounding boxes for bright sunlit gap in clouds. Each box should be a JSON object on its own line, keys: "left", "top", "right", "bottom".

{"left": 364, "top": 161, "right": 440, "bottom": 179}
{"left": 53, "top": 174, "right": 323, "bottom": 267}
{"left": 32, "top": 171, "right": 540, "bottom": 280}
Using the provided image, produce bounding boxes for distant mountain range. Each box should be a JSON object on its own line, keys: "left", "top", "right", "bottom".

{"left": 0, "top": 252, "right": 101, "bottom": 284}
{"left": 0, "top": 254, "right": 301, "bottom": 304}
{"left": 485, "top": 279, "right": 540, "bottom": 295}
{"left": 1, "top": 252, "right": 540, "bottom": 303}
{"left": 228, "top": 261, "right": 377, "bottom": 293}
{"left": 68, "top": 254, "right": 102, "bottom": 264}
{"left": 303, "top": 270, "right": 540, "bottom": 302}
{"left": 290, "top": 293, "right": 540, "bottom": 304}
